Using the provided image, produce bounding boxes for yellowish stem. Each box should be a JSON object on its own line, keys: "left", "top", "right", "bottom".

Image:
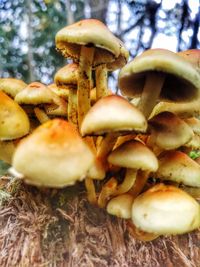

{"left": 85, "top": 177, "right": 97, "bottom": 205}
{"left": 68, "top": 88, "right": 78, "bottom": 125}
{"left": 96, "top": 64, "right": 108, "bottom": 100}
{"left": 97, "top": 133, "right": 118, "bottom": 162}
{"left": 114, "top": 168, "right": 137, "bottom": 196}
{"left": 129, "top": 170, "right": 149, "bottom": 198}
{"left": 138, "top": 72, "right": 165, "bottom": 119}
{"left": 34, "top": 107, "right": 50, "bottom": 124}
{"left": 98, "top": 177, "right": 118, "bottom": 208}
{"left": 78, "top": 46, "right": 94, "bottom": 128}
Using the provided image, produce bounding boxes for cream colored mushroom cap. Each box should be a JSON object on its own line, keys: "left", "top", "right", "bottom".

{"left": 149, "top": 111, "right": 194, "bottom": 150}
{"left": 156, "top": 151, "right": 200, "bottom": 187}
{"left": 150, "top": 99, "right": 200, "bottom": 119}
{"left": 107, "top": 193, "right": 133, "bottom": 219}
{"left": 0, "top": 78, "right": 27, "bottom": 98}
{"left": 0, "top": 91, "right": 30, "bottom": 140}
{"left": 55, "top": 19, "right": 121, "bottom": 66}
{"left": 12, "top": 119, "right": 94, "bottom": 187}
{"left": 15, "top": 82, "right": 57, "bottom": 105}
{"left": 132, "top": 184, "right": 200, "bottom": 235}
{"left": 48, "top": 83, "right": 69, "bottom": 100}
{"left": 178, "top": 49, "right": 200, "bottom": 73}
{"left": 54, "top": 63, "right": 78, "bottom": 87}
{"left": 108, "top": 140, "right": 158, "bottom": 172}
{"left": 119, "top": 48, "right": 200, "bottom": 101}
{"left": 81, "top": 95, "right": 147, "bottom": 136}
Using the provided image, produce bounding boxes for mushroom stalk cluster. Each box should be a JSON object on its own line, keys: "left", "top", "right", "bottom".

{"left": 1, "top": 20, "right": 200, "bottom": 242}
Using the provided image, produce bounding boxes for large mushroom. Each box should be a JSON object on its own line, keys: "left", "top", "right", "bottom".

{"left": 12, "top": 119, "right": 95, "bottom": 187}
{"left": 55, "top": 19, "right": 122, "bottom": 127}
{"left": 119, "top": 48, "right": 200, "bottom": 118}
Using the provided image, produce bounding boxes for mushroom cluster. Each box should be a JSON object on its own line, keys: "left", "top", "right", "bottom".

{"left": 1, "top": 19, "right": 200, "bottom": 241}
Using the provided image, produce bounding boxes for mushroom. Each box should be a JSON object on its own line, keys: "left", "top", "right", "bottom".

{"left": 148, "top": 111, "right": 194, "bottom": 151}
{"left": 12, "top": 119, "right": 95, "bottom": 187}
{"left": 178, "top": 49, "right": 200, "bottom": 73}
{"left": 55, "top": 19, "right": 122, "bottom": 127}
{"left": 54, "top": 63, "right": 79, "bottom": 124}
{"left": 0, "top": 78, "right": 27, "bottom": 98}
{"left": 108, "top": 140, "right": 158, "bottom": 197}
{"left": 81, "top": 95, "right": 147, "bottom": 165}
{"left": 119, "top": 48, "right": 200, "bottom": 118}
{"left": 132, "top": 183, "right": 200, "bottom": 235}
{"left": 156, "top": 150, "right": 200, "bottom": 187}
{"left": 183, "top": 117, "right": 200, "bottom": 150}
{"left": 0, "top": 91, "right": 30, "bottom": 141}
{"left": 15, "top": 82, "right": 67, "bottom": 123}
{"left": 106, "top": 193, "right": 134, "bottom": 219}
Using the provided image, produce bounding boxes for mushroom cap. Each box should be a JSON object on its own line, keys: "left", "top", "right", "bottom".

{"left": 108, "top": 140, "right": 158, "bottom": 172}
{"left": 48, "top": 83, "right": 69, "bottom": 100}
{"left": 44, "top": 97, "right": 68, "bottom": 117}
{"left": 184, "top": 117, "right": 200, "bottom": 135}
{"left": 54, "top": 63, "right": 78, "bottom": 87}
{"left": 150, "top": 99, "right": 200, "bottom": 119}
{"left": 15, "top": 82, "right": 57, "bottom": 105}
{"left": 178, "top": 49, "right": 200, "bottom": 72}
{"left": 156, "top": 151, "right": 200, "bottom": 187}
{"left": 0, "top": 91, "right": 30, "bottom": 140}
{"left": 107, "top": 193, "right": 133, "bottom": 219}
{"left": 0, "top": 78, "right": 27, "bottom": 98}
{"left": 132, "top": 183, "right": 200, "bottom": 235}
{"left": 0, "top": 140, "right": 18, "bottom": 164}
{"left": 55, "top": 19, "right": 121, "bottom": 66}
{"left": 81, "top": 95, "right": 147, "bottom": 136}
{"left": 148, "top": 111, "right": 194, "bottom": 150}
{"left": 118, "top": 48, "right": 200, "bottom": 101}
{"left": 12, "top": 119, "right": 95, "bottom": 187}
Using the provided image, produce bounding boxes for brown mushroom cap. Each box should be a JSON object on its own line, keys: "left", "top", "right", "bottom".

{"left": 0, "top": 91, "right": 30, "bottom": 140}
{"left": 132, "top": 183, "right": 200, "bottom": 235}
{"left": 55, "top": 19, "right": 121, "bottom": 66}
{"left": 108, "top": 140, "right": 158, "bottom": 172}
{"left": 12, "top": 119, "right": 95, "bottom": 187}
{"left": 54, "top": 63, "right": 78, "bottom": 87}
{"left": 148, "top": 111, "right": 194, "bottom": 150}
{"left": 81, "top": 95, "right": 147, "bottom": 136}
{"left": 0, "top": 78, "right": 27, "bottom": 98}
{"left": 156, "top": 151, "right": 200, "bottom": 187}
{"left": 118, "top": 48, "right": 200, "bottom": 101}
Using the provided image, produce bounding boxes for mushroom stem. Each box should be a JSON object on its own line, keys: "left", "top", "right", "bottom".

{"left": 98, "top": 177, "right": 118, "bottom": 208}
{"left": 95, "top": 64, "right": 108, "bottom": 100}
{"left": 129, "top": 170, "right": 150, "bottom": 198}
{"left": 138, "top": 72, "right": 165, "bottom": 119}
{"left": 34, "top": 107, "right": 50, "bottom": 124}
{"left": 97, "top": 133, "right": 118, "bottom": 164}
{"left": 78, "top": 46, "right": 95, "bottom": 128}
{"left": 114, "top": 168, "right": 137, "bottom": 196}
{"left": 85, "top": 177, "right": 97, "bottom": 205}
{"left": 68, "top": 87, "right": 78, "bottom": 125}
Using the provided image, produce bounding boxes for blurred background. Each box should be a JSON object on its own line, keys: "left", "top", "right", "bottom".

{"left": 0, "top": 0, "right": 199, "bottom": 91}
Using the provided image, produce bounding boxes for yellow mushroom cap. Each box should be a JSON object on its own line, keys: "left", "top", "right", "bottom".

{"left": 55, "top": 19, "right": 121, "bottom": 66}
{"left": 107, "top": 193, "right": 133, "bottom": 219}
{"left": 119, "top": 48, "right": 200, "bottom": 101}
{"left": 15, "top": 82, "right": 57, "bottom": 105}
{"left": 54, "top": 63, "right": 78, "bottom": 87}
{"left": 108, "top": 140, "right": 158, "bottom": 172}
{"left": 0, "top": 91, "right": 30, "bottom": 140}
{"left": 0, "top": 78, "right": 27, "bottom": 98}
{"left": 132, "top": 184, "right": 200, "bottom": 235}
{"left": 178, "top": 49, "right": 200, "bottom": 73}
{"left": 12, "top": 119, "right": 95, "bottom": 187}
{"left": 156, "top": 151, "right": 200, "bottom": 187}
{"left": 149, "top": 111, "right": 194, "bottom": 150}
{"left": 48, "top": 83, "right": 69, "bottom": 100}
{"left": 81, "top": 95, "right": 147, "bottom": 136}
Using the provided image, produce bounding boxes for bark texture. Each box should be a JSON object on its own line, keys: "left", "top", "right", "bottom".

{"left": 0, "top": 176, "right": 200, "bottom": 267}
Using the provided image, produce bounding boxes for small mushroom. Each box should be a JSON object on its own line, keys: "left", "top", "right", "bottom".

{"left": 132, "top": 183, "right": 200, "bottom": 235}
{"left": 119, "top": 48, "right": 200, "bottom": 118}
{"left": 108, "top": 140, "right": 158, "bottom": 196}
{"left": 0, "top": 78, "right": 27, "bottom": 98}
{"left": 55, "top": 19, "right": 122, "bottom": 127}
{"left": 156, "top": 150, "right": 200, "bottom": 187}
{"left": 12, "top": 119, "right": 95, "bottom": 187}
